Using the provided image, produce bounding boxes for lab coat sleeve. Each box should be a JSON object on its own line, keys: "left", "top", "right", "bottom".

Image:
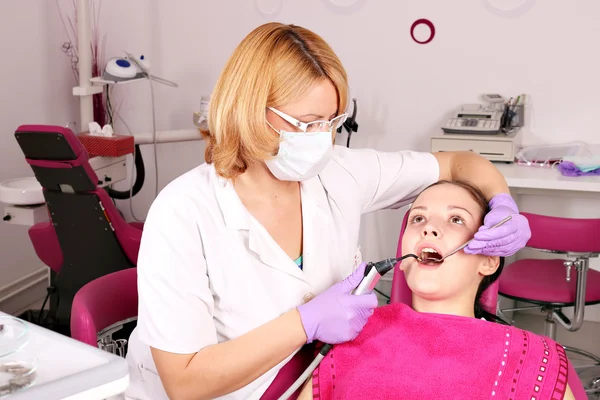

{"left": 328, "top": 146, "right": 440, "bottom": 214}
{"left": 135, "top": 192, "right": 217, "bottom": 355}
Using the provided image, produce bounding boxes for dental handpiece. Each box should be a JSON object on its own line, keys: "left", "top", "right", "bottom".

{"left": 277, "top": 255, "right": 417, "bottom": 400}
{"left": 353, "top": 255, "right": 417, "bottom": 295}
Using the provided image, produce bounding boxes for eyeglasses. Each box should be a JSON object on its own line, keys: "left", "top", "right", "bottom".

{"left": 268, "top": 107, "right": 347, "bottom": 134}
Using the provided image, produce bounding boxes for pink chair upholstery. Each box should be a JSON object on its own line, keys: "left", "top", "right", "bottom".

{"left": 499, "top": 213, "right": 600, "bottom": 308}
{"left": 498, "top": 212, "right": 600, "bottom": 397}
{"left": 500, "top": 259, "right": 600, "bottom": 305}
{"left": 390, "top": 211, "right": 498, "bottom": 314}
{"left": 71, "top": 268, "right": 139, "bottom": 347}
{"left": 260, "top": 344, "right": 317, "bottom": 400}
{"left": 14, "top": 124, "right": 142, "bottom": 335}
{"left": 28, "top": 208, "right": 143, "bottom": 274}
{"left": 129, "top": 221, "right": 144, "bottom": 231}
{"left": 28, "top": 221, "right": 63, "bottom": 274}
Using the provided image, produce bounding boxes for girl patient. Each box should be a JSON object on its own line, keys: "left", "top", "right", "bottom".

{"left": 298, "top": 180, "right": 586, "bottom": 400}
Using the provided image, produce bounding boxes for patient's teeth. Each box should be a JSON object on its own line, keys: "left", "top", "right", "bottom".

{"left": 419, "top": 247, "right": 443, "bottom": 262}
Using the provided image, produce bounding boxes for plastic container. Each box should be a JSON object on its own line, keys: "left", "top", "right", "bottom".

{"left": 0, "top": 317, "right": 29, "bottom": 358}
{"left": 515, "top": 141, "right": 592, "bottom": 168}
{"left": 0, "top": 352, "right": 38, "bottom": 396}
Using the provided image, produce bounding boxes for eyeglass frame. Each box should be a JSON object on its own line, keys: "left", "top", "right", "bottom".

{"left": 267, "top": 107, "right": 348, "bottom": 134}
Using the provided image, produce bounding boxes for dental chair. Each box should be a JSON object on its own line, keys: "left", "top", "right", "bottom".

{"left": 14, "top": 124, "right": 142, "bottom": 336}
{"left": 390, "top": 210, "right": 590, "bottom": 399}
{"left": 497, "top": 212, "right": 600, "bottom": 396}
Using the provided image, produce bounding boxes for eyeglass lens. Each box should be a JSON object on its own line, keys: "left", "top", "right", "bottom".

{"left": 304, "top": 115, "right": 345, "bottom": 133}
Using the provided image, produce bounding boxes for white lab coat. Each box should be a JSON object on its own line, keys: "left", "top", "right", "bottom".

{"left": 124, "top": 145, "right": 439, "bottom": 400}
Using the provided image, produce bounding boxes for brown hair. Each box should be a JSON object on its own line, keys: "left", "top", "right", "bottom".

{"left": 202, "top": 22, "right": 348, "bottom": 179}
{"left": 413, "top": 179, "right": 505, "bottom": 322}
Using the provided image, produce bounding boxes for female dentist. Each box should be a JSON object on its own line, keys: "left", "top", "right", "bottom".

{"left": 125, "top": 22, "right": 531, "bottom": 400}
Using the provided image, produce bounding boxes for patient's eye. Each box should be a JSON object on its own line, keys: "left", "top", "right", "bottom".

{"left": 449, "top": 215, "right": 465, "bottom": 225}
{"left": 410, "top": 214, "right": 425, "bottom": 223}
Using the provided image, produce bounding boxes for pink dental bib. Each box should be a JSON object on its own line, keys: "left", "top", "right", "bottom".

{"left": 312, "top": 303, "right": 585, "bottom": 400}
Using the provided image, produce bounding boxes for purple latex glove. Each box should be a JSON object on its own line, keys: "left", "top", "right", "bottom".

{"left": 557, "top": 161, "right": 600, "bottom": 177}
{"left": 464, "top": 193, "right": 531, "bottom": 257}
{"left": 297, "top": 262, "right": 378, "bottom": 344}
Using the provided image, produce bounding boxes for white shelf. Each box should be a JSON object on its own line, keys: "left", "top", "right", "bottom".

{"left": 133, "top": 129, "right": 204, "bottom": 145}
{"left": 493, "top": 144, "right": 600, "bottom": 194}
{"left": 90, "top": 76, "right": 147, "bottom": 86}
{"left": 73, "top": 84, "right": 104, "bottom": 96}
{"left": 495, "top": 162, "right": 600, "bottom": 193}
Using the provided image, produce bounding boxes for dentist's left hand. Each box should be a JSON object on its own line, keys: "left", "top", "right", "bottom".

{"left": 465, "top": 193, "right": 531, "bottom": 257}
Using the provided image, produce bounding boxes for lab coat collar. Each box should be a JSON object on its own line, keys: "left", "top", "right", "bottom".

{"left": 298, "top": 176, "right": 332, "bottom": 293}
{"left": 213, "top": 172, "right": 250, "bottom": 230}
{"left": 213, "top": 168, "right": 328, "bottom": 285}
{"left": 246, "top": 177, "right": 325, "bottom": 284}
{"left": 213, "top": 169, "right": 326, "bottom": 231}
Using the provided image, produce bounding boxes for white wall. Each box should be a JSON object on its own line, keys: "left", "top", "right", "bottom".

{"left": 1, "top": 1, "right": 600, "bottom": 320}
{"left": 0, "top": 1, "right": 79, "bottom": 291}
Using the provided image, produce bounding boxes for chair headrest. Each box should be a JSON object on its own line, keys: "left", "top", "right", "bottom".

{"left": 15, "top": 125, "right": 99, "bottom": 192}
{"left": 15, "top": 125, "right": 87, "bottom": 161}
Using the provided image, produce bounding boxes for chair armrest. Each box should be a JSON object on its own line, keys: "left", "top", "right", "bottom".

{"left": 71, "top": 268, "right": 138, "bottom": 346}
{"left": 28, "top": 221, "right": 63, "bottom": 273}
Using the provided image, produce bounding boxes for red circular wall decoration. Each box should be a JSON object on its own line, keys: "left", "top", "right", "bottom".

{"left": 410, "top": 19, "right": 436, "bottom": 44}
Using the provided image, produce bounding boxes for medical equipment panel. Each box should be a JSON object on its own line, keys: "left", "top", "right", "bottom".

{"left": 442, "top": 104, "right": 503, "bottom": 134}
{"left": 430, "top": 131, "right": 521, "bottom": 163}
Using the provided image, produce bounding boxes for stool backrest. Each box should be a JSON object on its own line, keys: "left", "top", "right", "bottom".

{"left": 390, "top": 211, "right": 499, "bottom": 314}
{"left": 522, "top": 212, "right": 600, "bottom": 253}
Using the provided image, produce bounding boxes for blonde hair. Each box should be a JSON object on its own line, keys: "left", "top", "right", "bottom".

{"left": 202, "top": 22, "right": 348, "bottom": 179}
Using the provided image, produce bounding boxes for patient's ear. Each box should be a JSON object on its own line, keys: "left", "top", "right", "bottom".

{"left": 478, "top": 255, "right": 500, "bottom": 277}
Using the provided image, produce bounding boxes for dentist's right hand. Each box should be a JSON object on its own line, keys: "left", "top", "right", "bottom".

{"left": 297, "top": 262, "right": 378, "bottom": 344}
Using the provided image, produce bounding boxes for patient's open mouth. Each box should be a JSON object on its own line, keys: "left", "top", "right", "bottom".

{"left": 419, "top": 248, "right": 443, "bottom": 264}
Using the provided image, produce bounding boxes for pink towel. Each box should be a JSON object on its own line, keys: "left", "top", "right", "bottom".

{"left": 313, "top": 303, "right": 586, "bottom": 399}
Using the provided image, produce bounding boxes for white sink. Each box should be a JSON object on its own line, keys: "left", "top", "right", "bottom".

{"left": 0, "top": 177, "right": 44, "bottom": 206}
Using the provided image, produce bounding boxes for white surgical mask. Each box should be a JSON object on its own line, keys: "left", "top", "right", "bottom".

{"left": 265, "top": 124, "right": 333, "bottom": 181}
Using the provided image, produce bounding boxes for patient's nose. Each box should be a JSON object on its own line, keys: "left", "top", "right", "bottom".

{"left": 422, "top": 225, "right": 439, "bottom": 238}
